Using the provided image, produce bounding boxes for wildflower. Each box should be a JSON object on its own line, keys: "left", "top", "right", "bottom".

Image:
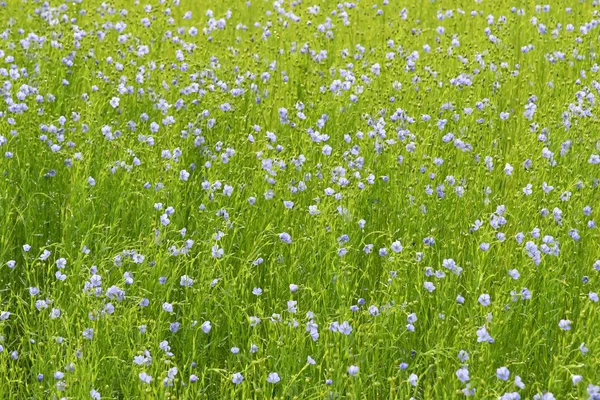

{"left": 476, "top": 325, "right": 494, "bottom": 343}
{"left": 497, "top": 367, "right": 510, "bottom": 381}
{"left": 267, "top": 372, "right": 280, "bottom": 384}
{"left": 180, "top": 275, "right": 194, "bottom": 287}
{"left": 515, "top": 375, "right": 525, "bottom": 389}
{"left": 558, "top": 319, "right": 571, "bottom": 331}
{"left": 348, "top": 365, "right": 359, "bottom": 376}
{"left": 409, "top": 373, "right": 418, "bottom": 386}
{"left": 109, "top": 97, "right": 120, "bottom": 108}
{"left": 139, "top": 372, "right": 153, "bottom": 384}
{"left": 456, "top": 368, "right": 470, "bottom": 383}
{"left": 279, "top": 232, "right": 292, "bottom": 244}
{"left": 338, "top": 321, "right": 353, "bottom": 335}
{"left": 478, "top": 294, "right": 491, "bottom": 306}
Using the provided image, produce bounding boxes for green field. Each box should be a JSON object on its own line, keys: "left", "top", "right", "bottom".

{"left": 1, "top": 0, "right": 600, "bottom": 398}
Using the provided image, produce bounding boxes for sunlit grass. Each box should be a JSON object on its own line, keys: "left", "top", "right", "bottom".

{"left": 0, "top": 0, "right": 599, "bottom": 398}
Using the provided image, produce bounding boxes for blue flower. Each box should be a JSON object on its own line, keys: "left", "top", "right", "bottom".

{"left": 279, "top": 232, "right": 292, "bottom": 244}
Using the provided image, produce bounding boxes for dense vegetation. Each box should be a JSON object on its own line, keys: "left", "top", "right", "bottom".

{"left": 1, "top": 0, "right": 600, "bottom": 398}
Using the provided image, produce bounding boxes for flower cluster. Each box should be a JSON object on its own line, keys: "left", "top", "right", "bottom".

{"left": 0, "top": 0, "right": 599, "bottom": 399}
